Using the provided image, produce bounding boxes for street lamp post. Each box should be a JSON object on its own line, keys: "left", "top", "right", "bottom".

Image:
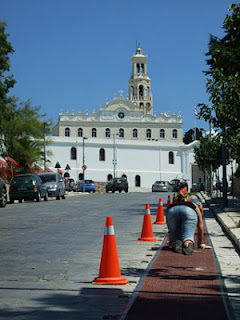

{"left": 113, "top": 134, "right": 116, "bottom": 178}
{"left": 82, "top": 137, "right": 87, "bottom": 192}
{"left": 222, "top": 126, "right": 228, "bottom": 208}
{"left": 112, "top": 133, "right": 119, "bottom": 178}
{"left": 43, "top": 122, "right": 50, "bottom": 172}
{"left": 209, "top": 120, "right": 213, "bottom": 198}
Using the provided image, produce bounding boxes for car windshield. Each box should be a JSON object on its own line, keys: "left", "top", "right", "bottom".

{"left": 115, "top": 179, "right": 123, "bottom": 183}
{"left": 39, "top": 175, "right": 56, "bottom": 183}
{"left": 85, "top": 180, "right": 93, "bottom": 184}
{"left": 12, "top": 176, "right": 34, "bottom": 185}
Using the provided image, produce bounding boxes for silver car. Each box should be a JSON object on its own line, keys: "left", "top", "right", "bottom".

{"left": 38, "top": 173, "right": 65, "bottom": 200}
{"left": 152, "top": 181, "right": 172, "bottom": 192}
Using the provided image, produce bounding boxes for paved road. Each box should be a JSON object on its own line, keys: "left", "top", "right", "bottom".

{"left": 0, "top": 192, "right": 239, "bottom": 320}
{"left": 0, "top": 192, "right": 169, "bottom": 319}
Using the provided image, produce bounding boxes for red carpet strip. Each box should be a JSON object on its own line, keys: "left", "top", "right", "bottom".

{"left": 124, "top": 231, "right": 230, "bottom": 320}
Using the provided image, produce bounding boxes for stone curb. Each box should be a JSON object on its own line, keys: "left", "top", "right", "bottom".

{"left": 200, "top": 192, "right": 240, "bottom": 252}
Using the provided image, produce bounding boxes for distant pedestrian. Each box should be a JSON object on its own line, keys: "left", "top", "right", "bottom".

{"left": 166, "top": 192, "right": 204, "bottom": 255}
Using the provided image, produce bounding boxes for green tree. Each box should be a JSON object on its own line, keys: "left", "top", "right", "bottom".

{"left": 0, "top": 21, "right": 15, "bottom": 103}
{"left": 183, "top": 128, "right": 203, "bottom": 144}
{"left": 194, "top": 134, "right": 225, "bottom": 173}
{"left": 0, "top": 21, "right": 51, "bottom": 171}
{"left": 198, "top": 3, "right": 240, "bottom": 193}
{"left": 199, "top": 4, "right": 240, "bottom": 132}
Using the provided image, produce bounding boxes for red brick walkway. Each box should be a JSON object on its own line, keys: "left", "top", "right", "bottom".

{"left": 124, "top": 232, "right": 230, "bottom": 320}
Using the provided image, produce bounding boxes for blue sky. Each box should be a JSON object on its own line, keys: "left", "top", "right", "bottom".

{"left": 1, "top": 0, "right": 234, "bottom": 134}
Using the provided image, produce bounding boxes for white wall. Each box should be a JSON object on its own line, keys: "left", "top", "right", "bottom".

{"left": 47, "top": 137, "right": 197, "bottom": 188}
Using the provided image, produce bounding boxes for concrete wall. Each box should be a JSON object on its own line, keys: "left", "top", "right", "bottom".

{"left": 46, "top": 137, "right": 196, "bottom": 188}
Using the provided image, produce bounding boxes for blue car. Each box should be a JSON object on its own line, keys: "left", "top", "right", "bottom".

{"left": 76, "top": 180, "right": 96, "bottom": 193}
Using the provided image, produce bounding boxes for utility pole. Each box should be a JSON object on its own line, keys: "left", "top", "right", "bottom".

{"left": 222, "top": 126, "right": 228, "bottom": 208}
{"left": 82, "top": 137, "right": 87, "bottom": 192}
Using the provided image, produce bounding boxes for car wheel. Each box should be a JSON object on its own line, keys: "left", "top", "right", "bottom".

{"left": 0, "top": 189, "right": 7, "bottom": 207}
{"left": 119, "top": 189, "right": 122, "bottom": 193}
{"left": 125, "top": 188, "right": 128, "bottom": 193}
{"left": 36, "top": 193, "right": 41, "bottom": 202}
{"left": 62, "top": 194, "right": 65, "bottom": 199}
{"left": 112, "top": 188, "right": 115, "bottom": 193}
{"left": 44, "top": 193, "right": 48, "bottom": 201}
{"left": 56, "top": 195, "right": 60, "bottom": 200}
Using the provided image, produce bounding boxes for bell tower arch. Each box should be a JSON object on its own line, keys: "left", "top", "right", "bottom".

{"left": 128, "top": 46, "right": 153, "bottom": 115}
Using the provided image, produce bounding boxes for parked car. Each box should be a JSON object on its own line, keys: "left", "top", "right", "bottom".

{"left": 65, "top": 178, "right": 77, "bottom": 192}
{"left": 191, "top": 182, "right": 205, "bottom": 192}
{"left": 76, "top": 180, "right": 96, "bottom": 193}
{"left": 152, "top": 181, "right": 173, "bottom": 192}
{"left": 106, "top": 177, "right": 128, "bottom": 193}
{"left": 169, "top": 179, "right": 189, "bottom": 192}
{"left": 38, "top": 173, "right": 65, "bottom": 200}
{"left": 9, "top": 174, "right": 48, "bottom": 203}
{"left": 0, "top": 178, "right": 7, "bottom": 207}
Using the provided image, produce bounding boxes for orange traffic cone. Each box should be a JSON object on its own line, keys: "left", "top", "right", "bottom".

{"left": 138, "top": 204, "right": 156, "bottom": 241}
{"left": 154, "top": 198, "right": 166, "bottom": 225}
{"left": 166, "top": 195, "right": 171, "bottom": 211}
{"left": 179, "top": 186, "right": 188, "bottom": 193}
{"left": 92, "top": 217, "right": 128, "bottom": 285}
{"left": 172, "top": 193, "right": 176, "bottom": 204}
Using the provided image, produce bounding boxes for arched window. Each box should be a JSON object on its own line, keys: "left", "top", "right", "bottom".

{"left": 92, "top": 128, "right": 97, "bottom": 138}
{"left": 99, "top": 148, "right": 105, "bottom": 161}
{"left": 172, "top": 129, "right": 178, "bottom": 139}
{"left": 65, "top": 128, "right": 70, "bottom": 137}
{"left": 137, "top": 63, "right": 140, "bottom": 73}
{"left": 130, "top": 86, "right": 134, "bottom": 96}
{"left": 119, "top": 128, "right": 124, "bottom": 138}
{"left": 105, "top": 128, "right": 111, "bottom": 138}
{"left": 133, "top": 128, "right": 138, "bottom": 138}
{"left": 71, "top": 147, "right": 77, "bottom": 160}
{"left": 139, "top": 85, "right": 144, "bottom": 100}
{"left": 64, "top": 172, "right": 70, "bottom": 178}
{"left": 169, "top": 151, "right": 174, "bottom": 164}
{"left": 79, "top": 173, "right": 83, "bottom": 180}
{"left": 107, "top": 174, "right": 113, "bottom": 181}
{"left": 160, "top": 129, "right": 165, "bottom": 138}
{"left": 146, "top": 129, "right": 151, "bottom": 139}
{"left": 122, "top": 174, "right": 127, "bottom": 179}
{"left": 135, "top": 175, "right": 141, "bottom": 187}
{"left": 78, "top": 128, "right": 83, "bottom": 137}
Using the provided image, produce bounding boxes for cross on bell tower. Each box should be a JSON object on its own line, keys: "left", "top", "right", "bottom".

{"left": 128, "top": 46, "right": 153, "bottom": 115}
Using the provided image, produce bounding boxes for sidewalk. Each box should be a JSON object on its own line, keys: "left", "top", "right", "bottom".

{"left": 200, "top": 192, "right": 240, "bottom": 251}
{"left": 121, "top": 192, "right": 240, "bottom": 320}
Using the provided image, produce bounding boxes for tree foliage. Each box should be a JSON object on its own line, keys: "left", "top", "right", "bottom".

{"left": 198, "top": 4, "right": 240, "bottom": 133}
{"left": 0, "top": 21, "right": 51, "bottom": 171}
{"left": 183, "top": 128, "right": 203, "bottom": 144}
{"left": 194, "top": 134, "right": 226, "bottom": 173}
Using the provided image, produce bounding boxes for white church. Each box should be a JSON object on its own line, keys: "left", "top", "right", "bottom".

{"left": 48, "top": 46, "right": 200, "bottom": 189}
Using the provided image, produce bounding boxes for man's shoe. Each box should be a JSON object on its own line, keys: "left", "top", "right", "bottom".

{"left": 183, "top": 241, "right": 194, "bottom": 255}
{"left": 174, "top": 240, "right": 183, "bottom": 254}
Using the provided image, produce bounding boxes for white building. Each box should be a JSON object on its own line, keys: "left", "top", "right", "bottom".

{"left": 49, "top": 47, "right": 199, "bottom": 188}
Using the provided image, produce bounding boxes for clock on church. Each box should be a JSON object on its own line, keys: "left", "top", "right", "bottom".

{"left": 118, "top": 112, "right": 125, "bottom": 119}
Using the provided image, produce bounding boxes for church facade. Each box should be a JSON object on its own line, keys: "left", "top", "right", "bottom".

{"left": 49, "top": 47, "right": 199, "bottom": 189}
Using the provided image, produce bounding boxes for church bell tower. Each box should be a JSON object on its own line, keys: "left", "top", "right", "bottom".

{"left": 128, "top": 46, "right": 153, "bottom": 115}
